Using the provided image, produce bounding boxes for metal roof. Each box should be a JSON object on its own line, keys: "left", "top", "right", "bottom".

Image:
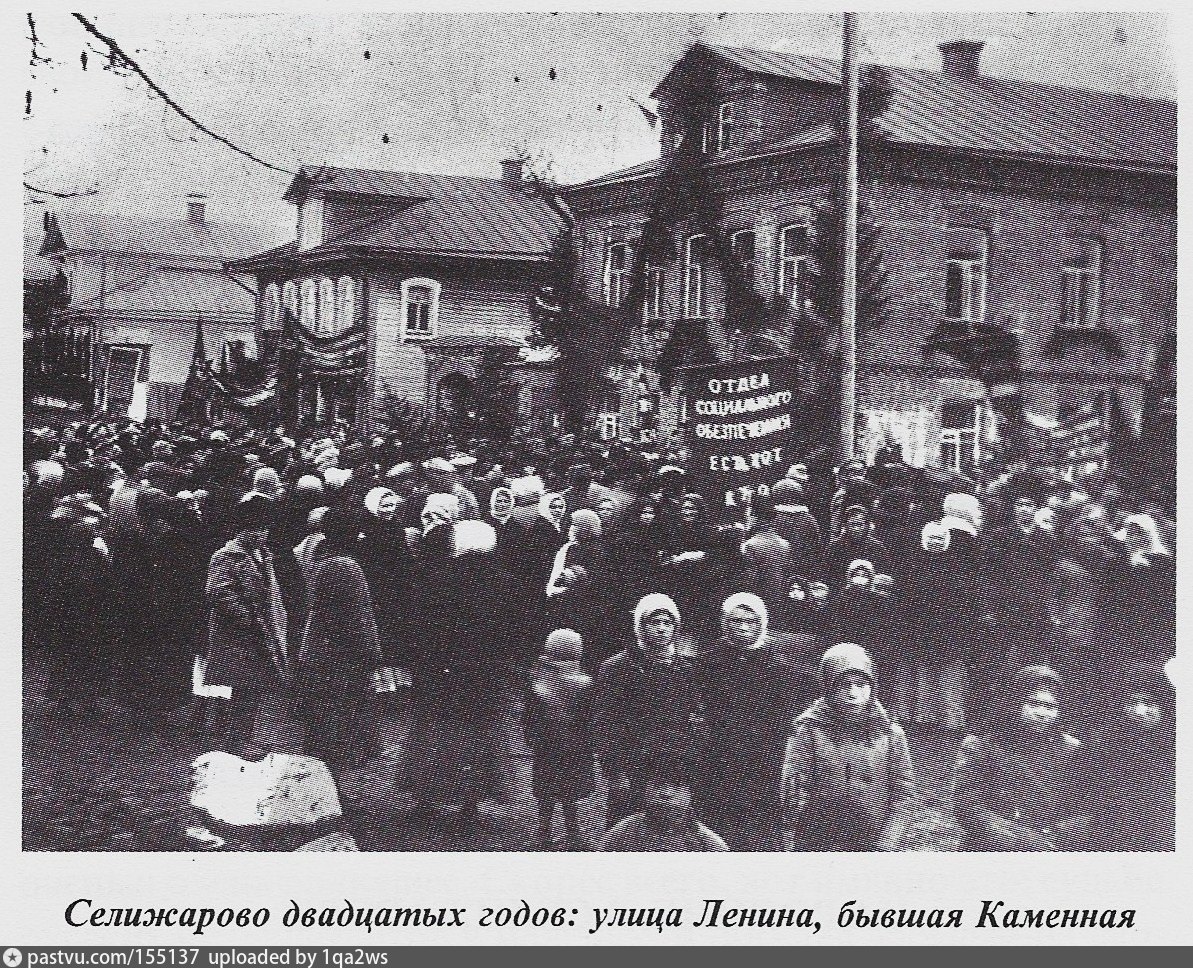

{"left": 41, "top": 210, "right": 281, "bottom": 262}
{"left": 235, "top": 166, "right": 568, "bottom": 265}
{"left": 59, "top": 267, "right": 257, "bottom": 320}
{"left": 634, "top": 43, "right": 1176, "bottom": 175}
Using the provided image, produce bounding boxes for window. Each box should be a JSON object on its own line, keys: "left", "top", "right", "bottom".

{"left": 336, "top": 276, "right": 355, "bottom": 329}
{"left": 684, "top": 234, "right": 711, "bottom": 318}
{"left": 778, "top": 223, "right": 810, "bottom": 308}
{"left": 595, "top": 389, "right": 621, "bottom": 441}
{"left": 700, "top": 122, "right": 713, "bottom": 154}
{"left": 717, "top": 102, "right": 735, "bottom": 151}
{"left": 281, "top": 280, "right": 299, "bottom": 321}
{"left": 604, "top": 242, "right": 634, "bottom": 308}
{"left": 645, "top": 265, "right": 665, "bottom": 319}
{"left": 300, "top": 278, "right": 318, "bottom": 329}
{"left": 732, "top": 229, "right": 757, "bottom": 287}
{"left": 937, "top": 400, "right": 982, "bottom": 472}
{"left": 945, "top": 254, "right": 986, "bottom": 322}
{"left": 401, "top": 277, "right": 440, "bottom": 339}
{"left": 262, "top": 282, "right": 281, "bottom": 329}
{"left": 1061, "top": 238, "right": 1103, "bottom": 329}
{"left": 318, "top": 276, "right": 336, "bottom": 334}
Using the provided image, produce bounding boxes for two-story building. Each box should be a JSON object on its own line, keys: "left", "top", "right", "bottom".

{"left": 37, "top": 195, "right": 276, "bottom": 421}
{"left": 562, "top": 41, "right": 1176, "bottom": 472}
{"left": 227, "top": 161, "right": 568, "bottom": 428}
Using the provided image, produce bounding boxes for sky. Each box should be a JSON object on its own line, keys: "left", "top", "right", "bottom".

{"left": 20, "top": 6, "right": 1177, "bottom": 248}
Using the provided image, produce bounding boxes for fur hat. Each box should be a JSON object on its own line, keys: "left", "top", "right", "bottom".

{"left": 819, "top": 642, "right": 874, "bottom": 691}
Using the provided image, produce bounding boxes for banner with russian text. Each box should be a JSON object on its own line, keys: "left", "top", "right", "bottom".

{"left": 682, "top": 356, "right": 800, "bottom": 511}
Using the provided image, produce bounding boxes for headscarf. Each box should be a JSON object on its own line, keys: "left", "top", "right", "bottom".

{"left": 569, "top": 508, "right": 602, "bottom": 542}
{"left": 421, "top": 492, "right": 461, "bottom": 533}
{"left": 251, "top": 466, "right": 283, "bottom": 500}
{"left": 720, "top": 591, "right": 769, "bottom": 649}
{"left": 295, "top": 474, "right": 325, "bottom": 498}
{"left": 539, "top": 491, "right": 565, "bottom": 530}
{"left": 997, "top": 664, "right": 1064, "bottom": 730}
{"left": 819, "top": 642, "right": 874, "bottom": 691}
{"left": 941, "top": 492, "right": 982, "bottom": 536}
{"left": 1114, "top": 513, "right": 1170, "bottom": 557}
{"left": 920, "top": 520, "right": 951, "bottom": 552}
{"left": 846, "top": 558, "right": 876, "bottom": 586}
{"left": 364, "top": 486, "right": 398, "bottom": 519}
{"left": 632, "top": 593, "right": 681, "bottom": 649}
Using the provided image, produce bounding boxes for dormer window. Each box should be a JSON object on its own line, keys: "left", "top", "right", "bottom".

{"left": 717, "top": 102, "right": 735, "bottom": 152}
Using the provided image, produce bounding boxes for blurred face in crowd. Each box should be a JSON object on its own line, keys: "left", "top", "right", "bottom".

{"left": 596, "top": 497, "right": 617, "bottom": 525}
{"left": 843, "top": 461, "right": 866, "bottom": 482}
{"left": 680, "top": 498, "right": 700, "bottom": 523}
{"left": 1013, "top": 496, "right": 1038, "bottom": 530}
{"left": 1122, "top": 520, "right": 1154, "bottom": 555}
{"left": 724, "top": 605, "right": 763, "bottom": 648}
{"left": 1020, "top": 688, "right": 1060, "bottom": 732}
{"left": 548, "top": 496, "right": 566, "bottom": 522}
{"left": 644, "top": 779, "right": 691, "bottom": 825}
{"left": 923, "top": 528, "right": 949, "bottom": 554}
{"left": 844, "top": 513, "right": 869, "bottom": 539}
{"left": 640, "top": 609, "right": 676, "bottom": 655}
{"left": 377, "top": 493, "right": 400, "bottom": 521}
{"left": 848, "top": 564, "right": 873, "bottom": 588}
{"left": 808, "top": 581, "right": 830, "bottom": 608}
{"left": 830, "top": 672, "right": 872, "bottom": 718}
{"left": 788, "top": 463, "right": 809, "bottom": 484}
{"left": 638, "top": 503, "right": 657, "bottom": 526}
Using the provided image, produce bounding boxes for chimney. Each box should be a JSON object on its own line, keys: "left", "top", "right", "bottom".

{"left": 500, "top": 158, "right": 525, "bottom": 183}
{"left": 187, "top": 193, "right": 208, "bottom": 223}
{"left": 938, "top": 40, "right": 985, "bottom": 82}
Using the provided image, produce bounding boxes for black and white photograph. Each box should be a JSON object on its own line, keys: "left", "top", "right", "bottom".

{"left": 18, "top": 4, "right": 1178, "bottom": 871}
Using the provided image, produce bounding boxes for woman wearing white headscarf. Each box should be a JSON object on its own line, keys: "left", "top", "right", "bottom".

{"left": 358, "top": 486, "right": 412, "bottom": 669}
{"left": 590, "top": 593, "right": 703, "bottom": 826}
{"left": 695, "top": 593, "right": 805, "bottom": 848}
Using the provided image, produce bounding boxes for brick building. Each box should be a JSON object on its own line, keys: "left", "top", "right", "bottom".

{"left": 562, "top": 42, "right": 1176, "bottom": 472}
{"left": 228, "top": 162, "right": 567, "bottom": 429}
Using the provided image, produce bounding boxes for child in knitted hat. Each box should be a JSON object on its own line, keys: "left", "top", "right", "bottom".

{"left": 781, "top": 643, "right": 916, "bottom": 851}
{"left": 523, "top": 628, "right": 596, "bottom": 850}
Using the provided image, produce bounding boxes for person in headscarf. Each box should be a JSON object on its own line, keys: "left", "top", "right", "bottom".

{"left": 591, "top": 593, "right": 703, "bottom": 828}
{"left": 767, "top": 478, "right": 823, "bottom": 579}
{"left": 901, "top": 520, "right": 973, "bottom": 731}
{"left": 781, "top": 643, "right": 916, "bottom": 851}
{"left": 660, "top": 492, "right": 715, "bottom": 634}
{"left": 357, "top": 486, "right": 413, "bottom": 670}
{"left": 418, "top": 492, "right": 462, "bottom": 564}
{"left": 696, "top": 593, "right": 805, "bottom": 849}
{"left": 545, "top": 508, "right": 611, "bottom": 671}
{"left": 275, "top": 473, "right": 325, "bottom": 551}
{"left": 822, "top": 505, "right": 890, "bottom": 587}
{"left": 735, "top": 528, "right": 797, "bottom": 631}
{"left": 295, "top": 517, "right": 383, "bottom": 775}
{"left": 953, "top": 665, "right": 1094, "bottom": 850}
{"left": 247, "top": 466, "right": 284, "bottom": 502}
{"left": 1105, "top": 513, "right": 1175, "bottom": 668}
{"left": 523, "top": 628, "right": 597, "bottom": 850}
{"left": 497, "top": 476, "right": 561, "bottom": 660}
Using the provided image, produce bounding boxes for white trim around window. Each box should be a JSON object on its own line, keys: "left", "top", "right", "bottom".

{"left": 944, "top": 255, "right": 986, "bottom": 323}
{"left": 778, "top": 223, "right": 809, "bottom": 308}
{"left": 684, "top": 233, "right": 710, "bottom": 319}
{"left": 604, "top": 242, "right": 634, "bottom": 308}
{"left": 400, "top": 277, "right": 441, "bottom": 340}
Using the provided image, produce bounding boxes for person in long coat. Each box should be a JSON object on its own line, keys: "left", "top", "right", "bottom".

{"left": 357, "top": 486, "right": 414, "bottom": 668}
{"left": 295, "top": 514, "right": 384, "bottom": 774}
{"left": 545, "top": 509, "right": 611, "bottom": 672}
{"left": 204, "top": 495, "right": 290, "bottom": 754}
{"left": 695, "top": 593, "right": 805, "bottom": 849}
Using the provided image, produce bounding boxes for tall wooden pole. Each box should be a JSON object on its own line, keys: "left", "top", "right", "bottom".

{"left": 840, "top": 12, "right": 860, "bottom": 460}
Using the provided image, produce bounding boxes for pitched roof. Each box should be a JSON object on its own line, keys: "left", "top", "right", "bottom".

{"left": 629, "top": 43, "right": 1176, "bottom": 177}
{"left": 41, "top": 210, "right": 281, "bottom": 261}
{"left": 235, "top": 165, "right": 568, "bottom": 266}
{"left": 59, "top": 267, "right": 257, "bottom": 320}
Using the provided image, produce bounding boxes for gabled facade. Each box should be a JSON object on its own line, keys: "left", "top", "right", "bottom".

{"left": 37, "top": 196, "right": 275, "bottom": 420}
{"left": 561, "top": 41, "right": 1176, "bottom": 471}
{"left": 228, "top": 162, "right": 568, "bottom": 429}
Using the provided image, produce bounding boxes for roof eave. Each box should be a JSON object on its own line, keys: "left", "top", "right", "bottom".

{"left": 229, "top": 244, "right": 557, "bottom": 271}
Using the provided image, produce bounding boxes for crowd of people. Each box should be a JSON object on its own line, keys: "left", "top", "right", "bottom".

{"left": 24, "top": 416, "right": 1176, "bottom": 851}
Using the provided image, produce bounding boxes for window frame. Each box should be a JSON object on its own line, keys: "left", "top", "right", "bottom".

{"left": 603, "top": 241, "right": 634, "bottom": 308}
{"left": 281, "top": 279, "right": 299, "bottom": 321}
{"left": 684, "top": 233, "right": 710, "bottom": 319}
{"left": 336, "top": 276, "right": 356, "bottom": 330}
{"left": 778, "top": 223, "right": 810, "bottom": 309}
{"left": 262, "top": 281, "right": 281, "bottom": 329}
{"left": 717, "top": 101, "right": 735, "bottom": 152}
{"left": 936, "top": 400, "right": 982, "bottom": 472}
{"left": 318, "top": 276, "right": 336, "bottom": 335}
{"left": 1060, "top": 238, "right": 1103, "bottom": 329}
{"left": 731, "top": 228, "right": 757, "bottom": 288}
{"left": 944, "top": 253, "right": 987, "bottom": 323}
{"left": 400, "top": 277, "right": 441, "bottom": 341}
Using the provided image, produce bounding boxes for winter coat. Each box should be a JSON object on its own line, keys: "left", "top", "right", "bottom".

{"left": 782, "top": 697, "right": 916, "bottom": 850}
{"left": 356, "top": 520, "right": 413, "bottom": 665}
{"left": 771, "top": 506, "right": 823, "bottom": 578}
{"left": 298, "top": 555, "right": 382, "bottom": 691}
{"left": 523, "top": 659, "right": 596, "bottom": 802}
{"left": 822, "top": 534, "right": 890, "bottom": 586}
{"left": 204, "top": 537, "right": 289, "bottom": 692}
{"left": 696, "top": 638, "right": 804, "bottom": 821}
{"left": 953, "top": 727, "right": 1093, "bottom": 850}
{"left": 591, "top": 648, "right": 703, "bottom": 782}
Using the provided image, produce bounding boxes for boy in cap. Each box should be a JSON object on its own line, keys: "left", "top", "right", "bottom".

{"left": 523, "top": 628, "right": 596, "bottom": 849}
{"left": 781, "top": 643, "right": 916, "bottom": 851}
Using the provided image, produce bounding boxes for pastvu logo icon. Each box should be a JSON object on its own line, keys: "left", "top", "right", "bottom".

{"left": 3, "top": 948, "right": 22, "bottom": 967}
